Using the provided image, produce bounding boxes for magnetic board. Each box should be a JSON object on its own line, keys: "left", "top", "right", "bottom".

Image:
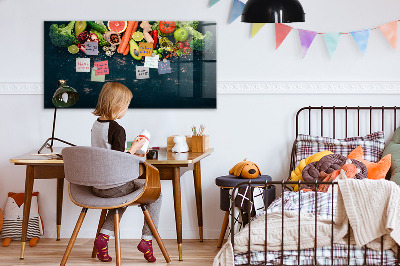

{"left": 44, "top": 21, "right": 216, "bottom": 109}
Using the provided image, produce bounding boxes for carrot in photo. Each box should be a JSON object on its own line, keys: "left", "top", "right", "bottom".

{"left": 117, "top": 21, "right": 138, "bottom": 53}
{"left": 123, "top": 44, "right": 130, "bottom": 55}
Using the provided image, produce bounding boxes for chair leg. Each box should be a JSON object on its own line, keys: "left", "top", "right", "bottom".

{"left": 60, "top": 208, "right": 88, "bottom": 266}
{"left": 141, "top": 205, "right": 171, "bottom": 263}
{"left": 92, "top": 209, "right": 108, "bottom": 258}
{"left": 217, "top": 211, "right": 230, "bottom": 248}
{"left": 114, "top": 209, "right": 121, "bottom": 266}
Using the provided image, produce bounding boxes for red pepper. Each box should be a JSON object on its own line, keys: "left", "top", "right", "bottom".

{"left": 151, "top": 30, "right": 158, "bottom": 49}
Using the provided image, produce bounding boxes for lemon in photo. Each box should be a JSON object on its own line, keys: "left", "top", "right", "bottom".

{"left": 132, "top": 31, "right": 144, "bottom": 42}
{"left": 68, "top": 45, "right": 79, "bottom": 54}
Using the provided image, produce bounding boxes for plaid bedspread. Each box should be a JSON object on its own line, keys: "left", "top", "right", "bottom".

{"left": 234, "top": 191, "right": 398, "bottom": 265}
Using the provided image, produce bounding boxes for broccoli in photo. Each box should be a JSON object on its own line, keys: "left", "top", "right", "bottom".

{"left": 49, "top": 21, "right": 77, "bottom": 47}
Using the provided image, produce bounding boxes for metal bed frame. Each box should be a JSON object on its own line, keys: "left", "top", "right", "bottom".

{"left": 230, "top": 106, "right": 400, "bottom": 266}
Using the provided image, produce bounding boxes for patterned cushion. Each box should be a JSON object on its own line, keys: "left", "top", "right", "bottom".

{"left": 294, "top": 131, "right": 385, "bottom": 166}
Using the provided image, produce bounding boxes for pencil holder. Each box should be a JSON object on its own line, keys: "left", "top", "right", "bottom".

{"left": 191, "top": 135, "right": 209, "bottom": 153}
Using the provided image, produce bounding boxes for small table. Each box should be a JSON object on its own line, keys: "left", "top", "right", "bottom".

{"left": 215, "top": 175, "right": 275, "bottom": 248}
{"left": 10, "top": 147, "right": 213, "bottom": 261}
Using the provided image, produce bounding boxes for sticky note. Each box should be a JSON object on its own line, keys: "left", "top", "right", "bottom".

{"left": 91, "top": 67, "right": 105, "bottom": 82}
{"left": 144, "top": 56, "right": 159, "bottom": 69}
{"left": 94, "top": 60, "right": 109, "bottom": 76}
{"left": 136, "top": 66, "right": 150, "bottom": 79}
{"left": 158, "top": 60, "right": 172, "bottom": 74}
{"left": 85, "top": 42, "right": 99, "bottom": 55}
{"left": 76, "top": 58, "right": 90, "bottom": 72}
{"left": 139, "top": 42, "right": 153, "bottom": 57}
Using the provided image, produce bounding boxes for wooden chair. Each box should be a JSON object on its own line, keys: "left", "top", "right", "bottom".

{"left": 60, "top": 146, "right": 171, "bottom": 265}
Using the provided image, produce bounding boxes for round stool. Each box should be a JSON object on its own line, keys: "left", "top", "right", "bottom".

{"left": 215, "top": 175, "right": 275, "bottom": 248}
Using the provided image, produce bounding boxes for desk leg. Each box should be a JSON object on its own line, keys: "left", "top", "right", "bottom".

{"left": 172, "top": 167, "right": 183, "bottom": 261}
{"left": 56, "top": 178, "right": 64, "bottom": 241}
{"left": 193, "top": 161, "right": 203, "bottom": 242}
{"left": 20, "top": 165, "right": 35, "bottom": 259}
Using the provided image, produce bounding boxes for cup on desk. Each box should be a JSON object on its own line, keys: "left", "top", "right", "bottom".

{"left": 146, "top": 150, "right": 158, "bottom": 160}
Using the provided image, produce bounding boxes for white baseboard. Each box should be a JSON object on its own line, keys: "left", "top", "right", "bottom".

{"left": 1, "top": 81, "right": 400, "bottom": 95}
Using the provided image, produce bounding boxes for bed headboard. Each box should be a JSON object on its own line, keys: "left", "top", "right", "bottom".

{"left": 290, "top": 106, "right": 400, "bottom": 179}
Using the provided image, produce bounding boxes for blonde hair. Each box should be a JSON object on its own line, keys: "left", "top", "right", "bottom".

{"left": 93, "top": 82, "right": 133, "bottom": 120}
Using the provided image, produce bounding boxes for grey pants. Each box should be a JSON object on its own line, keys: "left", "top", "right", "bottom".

{"left": 92, "top": 180, "right": 162, "bottom": 240}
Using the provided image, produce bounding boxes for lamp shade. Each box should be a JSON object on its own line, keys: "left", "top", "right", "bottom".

{"left": 241, "top": 0, "right": 305, "bottom": 23}
{"left": 52, "top": 80, "right": 79, "bottom": 108}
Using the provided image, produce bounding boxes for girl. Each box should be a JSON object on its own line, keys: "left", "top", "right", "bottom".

{"left": 91, "top": 82, "right": 161, "bottom": 263}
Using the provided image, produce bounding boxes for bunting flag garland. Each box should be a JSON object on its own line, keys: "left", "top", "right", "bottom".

{"left": 275, "top": 23, "right": 293, "bottom": 49}
{"left": 229, "top": 0, "right": 245, "bottom": 24}
{"left": 378, "top": 21, "right": 398, "bottom": 50}
{"left": 251, "top": 23, "right": 266, "bottom": 38}
{"left": 207, "top": 2, "right": 400, "bottom": 58}
{"left": 298, "top": 29, "right": 317, "bottom": 58}
{"left": 351, "top": 29, "right": 370, "bottom": 55}
{"left": 209, "top": 0, "right": 220, "bottom": 7}
{"left": 323, "top": 33, "right": 341, "bottom": 58}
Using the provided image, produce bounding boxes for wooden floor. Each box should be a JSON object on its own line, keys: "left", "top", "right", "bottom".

{"left": 0, "top": 239, "right": 221, "bottom": 265}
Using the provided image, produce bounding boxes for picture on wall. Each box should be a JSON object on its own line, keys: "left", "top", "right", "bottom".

{"left": 44, "top": 21, "right": 216, "bottom": 109}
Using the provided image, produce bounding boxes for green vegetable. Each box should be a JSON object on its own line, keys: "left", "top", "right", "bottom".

{"left": 190, "top": 31, "right": 213, "bottom": 52}
{"left": 176, "top": 21, "right": 199, "bottom": 31}
{"left": 94, "top": 21, "right": 108, "bottom": 32}
{"left": 49, "top": 21, "right": 77, "bottom": 47}
{"left": 87, "top": 21, "right": 107, "bottom": 34}
{"left": 90, "top": 30, "right": 109, "bottom": 46}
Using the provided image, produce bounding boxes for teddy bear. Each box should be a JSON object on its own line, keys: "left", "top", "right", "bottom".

{"left": 229, "top": 159, "right": 261, "bottom": 179}
{"left": 172, "top": 135, "right": 189, "bottom": 153}
{"left": 1, "top": 192, "right": 43, "bottom": 247}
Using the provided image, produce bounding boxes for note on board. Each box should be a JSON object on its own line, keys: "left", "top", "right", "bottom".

{"left": 136, "top": 66, "right": 150, "bottom": 79}
{"left": 139, "top": 42, "right": 153, "bottom": 57}
{"left": 158, "top": 60, "right": 172, "bottom": 74}
{"left": 85, "top": 42, "right": 99, "bottom": 55}
{"left": 76, "top": 58, "right": 90, "bottom": 72}
{"left": 94, "top": 60, "right": 109, "bottom": 76}
{"left": 91, "top": 67, "right": 105, "bottom": 82}
{"left": 144, "top": 56, "right": 159, "bottom": 69}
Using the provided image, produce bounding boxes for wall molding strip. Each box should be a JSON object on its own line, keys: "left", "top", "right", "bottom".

{"left": 1, "top": 81, "right": 400, "bottom": 95}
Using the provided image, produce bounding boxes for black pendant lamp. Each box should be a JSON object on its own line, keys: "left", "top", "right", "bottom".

{"left": 241, "top": 0, "right": 305, "bottom": 23}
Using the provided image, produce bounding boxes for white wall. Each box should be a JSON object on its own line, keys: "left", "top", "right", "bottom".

{"left": 1, "top": 0, "right": 400, "bottom": 239}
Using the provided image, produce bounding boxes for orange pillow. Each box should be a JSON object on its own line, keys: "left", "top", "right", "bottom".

{"left": 347, "top": 146, "right": 391, "bottom": 180}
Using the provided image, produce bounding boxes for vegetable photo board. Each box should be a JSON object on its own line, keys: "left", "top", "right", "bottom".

{"left": 44, "top": 21, "right": 216, "bottom": 108}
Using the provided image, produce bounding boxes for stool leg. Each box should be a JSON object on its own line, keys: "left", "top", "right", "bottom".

{"left": 217, "top": 211, "right": 230, "bottom": 248}
{"left": 114, "top": 209, "right": 121, "bottom": 266}
{"left": 92, "top": 209, "right": 107, "bottom": 258}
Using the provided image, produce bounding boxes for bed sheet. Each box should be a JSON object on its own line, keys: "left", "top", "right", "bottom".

{"left": 234, "top": 191, "right": 397, "bottom": 265}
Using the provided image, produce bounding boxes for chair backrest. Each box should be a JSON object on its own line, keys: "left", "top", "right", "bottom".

{"left": 62, "top": 146, "right": 145, "bottom": 187}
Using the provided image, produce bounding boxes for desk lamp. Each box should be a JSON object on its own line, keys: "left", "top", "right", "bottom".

{"left": 241, "top": 0, "right": 305, "bottom": 23}
{"left": 38, "top": 80, "right": 80, "bottom": 154}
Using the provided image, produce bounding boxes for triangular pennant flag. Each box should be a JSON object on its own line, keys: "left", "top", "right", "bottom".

{"left": 378, "top": 21, "right": 397, "bottom": 50}
{"left": 351, "top": 29, "right": 370, "bottom": 55}
{"left": 209, "top": 0, "right": 220, "bottom": 7}
{"left": 298, "top": 29, "right": 317, "bottom": 58}
{"left": 275, "top": 23, "right": 293, "bottom": 49}
{"left": 323, "top": 33, "right": 341, "bottom": 58}
{"left": 229, "top": 0, "right": 245, "bottom": 24}
{"left": 251, "top": 23, "right": 266, "bottom": 38}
